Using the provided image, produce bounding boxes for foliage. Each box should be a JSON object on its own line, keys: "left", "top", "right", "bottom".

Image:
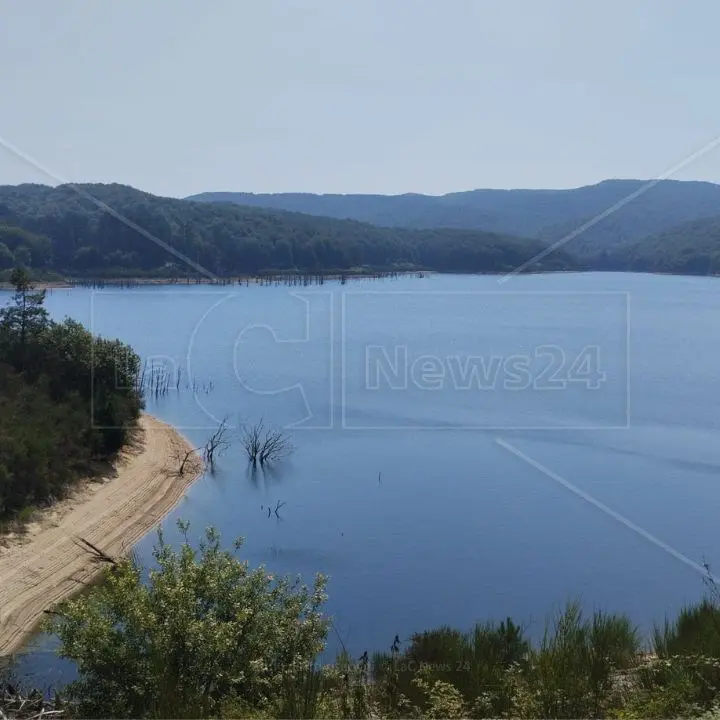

{"left": 366, "top": 603, "right": 639, "bottom": 718}
{"left": 411, "top": 672, "right": 468, "bottom": 718}
{"left": 0, "top": 269, "right": 142, "bottom": 522}
{"left": 615, "top": 600, "right": 720, "bottom": 717}
{"left": 189, "top": 179, "right": 720, "bottom": 267}
{"left": 0, "top": 266, "right": 49, "bottom": 370}
{"left": 5, "top": 180, "right": 720, "bottom": 278}
{"left": 616, "top": 655, "right": 717, "bottom": 718}
{"left": 270, "top": 603, "right": 709, "bottom": 720}
{"left": 47, "top": 523, "right": 328, "bottom": 719}
{"left": 520, "top": 602, "right": 640, "bottom": 718}
{"left": 654, "top": 599, "right": 720, "bottom": 658}
{"left": 372, "top": 618, "right": 528, "bottom": 715}
{"left": 0, "top": 225, "right": 52, "bottom": 270}
{"left": 0, "top": 183, "right": 577, "bottom": 278}
{"left": 605, "top": 216, "right": 720, "bottom": 275}
{"left": 0, "top": 365, "right": 89, "bottom": 523}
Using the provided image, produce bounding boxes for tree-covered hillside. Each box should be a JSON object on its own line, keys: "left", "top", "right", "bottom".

{"left": 7, "top": 180, "right": 720, "bottom": 279}
{"left": 0, "top": 268, "right": 142, "bottom": 523}
{"left": 0, "top": 184, "right": 576, "bottom": 278}
{"left": 189, "top": 179, "right": 720, "bottom": 257}
{"left": 601, "top": 215, "right": 720, "bottom": 275}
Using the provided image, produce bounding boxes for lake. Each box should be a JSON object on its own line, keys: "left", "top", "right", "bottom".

{"left": 7, "top": 271, "right": 720, "bottom": 684}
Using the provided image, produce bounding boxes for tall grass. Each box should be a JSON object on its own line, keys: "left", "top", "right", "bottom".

{"left": 654, "top": 599, "right": 720, "bottom": 658}
{"left": 368, "top": 603, "right": 640, "bottom": 718}
{"left": 622, "top": 599, "right": 720, "bottom": 717}
{"left": 527, "top": 601, "right": 640, "bottom": 717}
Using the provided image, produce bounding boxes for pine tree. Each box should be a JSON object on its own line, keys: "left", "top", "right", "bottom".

{"left": 0, "top": 266, "right": 50, "bottom": 370}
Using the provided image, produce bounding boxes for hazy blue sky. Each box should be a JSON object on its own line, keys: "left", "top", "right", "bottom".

{"left": 1, "top": 0, "right": 718, "bottom": 197}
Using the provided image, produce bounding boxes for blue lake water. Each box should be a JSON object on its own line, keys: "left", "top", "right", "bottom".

{"left": 6, "top": 271, "right": 720, "bottom": 684}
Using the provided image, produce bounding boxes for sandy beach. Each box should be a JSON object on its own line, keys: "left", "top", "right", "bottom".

{"left": 0, "top": 414, "right": 203, "bottom": 656}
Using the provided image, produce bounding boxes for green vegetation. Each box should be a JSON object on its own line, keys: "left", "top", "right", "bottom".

{"left": 0, "top": 183, "right": 576, "bottom": 278}
{"left": 2, "top": 522, "right": 714, "bottom": 718}
{"left": 0, "top": 267, "right": 143, "bottom": 524}
{"left": 0, "top": 225, "right": 52, "bottom": 272}
{"left": 189, "top": 179, "right": 720, "bottom": 262}
{"left": 600, "top": 216, "right": 720, "bottom": 275}
{"left": 47, "top": 523, "right": 327, "bottom": 718}
{"left": 4, "top": 179, "right": 720, "bottom": 279}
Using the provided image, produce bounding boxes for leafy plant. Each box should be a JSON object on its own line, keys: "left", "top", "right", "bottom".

{"left": 46, "top": 523, "right": 329, "bottom": 719}
{"left": 522, "top": 601, "right": 640, "bottom": 719}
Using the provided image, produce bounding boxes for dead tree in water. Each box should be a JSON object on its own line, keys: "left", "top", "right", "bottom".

{"left": 259, "top": 428, "right": 292, "bottom": 464}
{"left": 171, "top": 419, "right": 230, "bottom": 476}
{"left": 203, "top": 417, "right": 231, "bottom": 472}
{"left": 241, "top": 420, "right": 293, "bottom": 466}
{"left": 241, "top": 420, "right": 263, "bottom": 464}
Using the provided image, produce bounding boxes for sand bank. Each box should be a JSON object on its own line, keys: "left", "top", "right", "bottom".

{"left": 0, "top": 414, "right": 203, "bottom": 655}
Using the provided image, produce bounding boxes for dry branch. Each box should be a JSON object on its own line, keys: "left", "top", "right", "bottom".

{"left": 71, "top": 537, "right": 117, "bottom": 567}
{"left": 0, "top": 683, "right": 64, "bottom": 720}
{"left": 203, "top": 417, "right": 231, "bottom": 471}
{"left": 241, "top": 420, "right": 293, "bottom": 465}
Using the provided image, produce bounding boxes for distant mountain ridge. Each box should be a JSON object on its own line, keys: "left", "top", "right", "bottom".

{"left": 1, "top": 179, "right": 720, "bottom": 280}
{"left": 188, "top": 179, "right": 720, "bottom": 258}
{"left": 0, "top": 183, "right": 576, "bottom": 277}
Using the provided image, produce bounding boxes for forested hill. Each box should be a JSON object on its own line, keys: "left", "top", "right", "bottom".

{"left": 189, "top": 179, "right": 720, "bottom": 256}
{"left": 0, "top": 183, "right": 576, "bottom": 277}
{"left": 603, "top": 215, "right": 720, "bottom": 275}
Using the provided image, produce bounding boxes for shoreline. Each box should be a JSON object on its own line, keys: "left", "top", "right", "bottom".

{"left": 2, "top": 269, "right": 718, "bottom": 292}
{"left": 0, "top": 270, "right": 431, "bottom": 291}
{"left": 0, "top": 414, "right": 204, "bottom": 656}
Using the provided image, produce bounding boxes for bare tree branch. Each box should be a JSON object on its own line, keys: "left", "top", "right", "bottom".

{"left": 72, "top": 537, "right": 117, "bottom": 567}
{"left": 259, "top": 428, "right": 292, "bottom": 464}
{"left": 241, "top": 420, "right": 293, "bottom": 466}
{"left": 203, "top": 417, "right": 231, "bottom": 472}
{"left": 0, "top": 679, "right": 64, "bottom": 719}
{"left": 241, "top": 419, "right": 264, "bottom": 464}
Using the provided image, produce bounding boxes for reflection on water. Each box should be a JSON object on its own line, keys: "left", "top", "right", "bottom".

{"left": 246, "top": 460, "right": 292, "bottom": 490}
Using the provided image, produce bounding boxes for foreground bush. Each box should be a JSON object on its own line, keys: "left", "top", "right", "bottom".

{"left": 47, "top": 524, "right": 328, "bottom": 718}
{"left": 372, "top": 618, "right": 528, "bottom": 716}
{"left": 616, "top": 600, "right": 720, "bottom": 718}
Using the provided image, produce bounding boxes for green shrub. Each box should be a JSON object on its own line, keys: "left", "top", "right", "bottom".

{"left": 654, "top": 599, "right": 720, "bottom": 658}
{"left": 46, "top": 523, "right": 329, "bottom": 718}
{"left": 620, "top": 654, "right": 719, "bottom": 718}
{"left": 626, "top": 599, "right": 720, "bottom": 716}
{"left": 371, "top": 618, "right": 528, "bottom": 716}
{"left": 523, "top": 601, "right": 640, "bottom": 718}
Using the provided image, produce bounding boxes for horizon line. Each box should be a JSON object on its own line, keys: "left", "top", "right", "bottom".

{"left": 2, "top": 176, "right": 720, "bottom": 201}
